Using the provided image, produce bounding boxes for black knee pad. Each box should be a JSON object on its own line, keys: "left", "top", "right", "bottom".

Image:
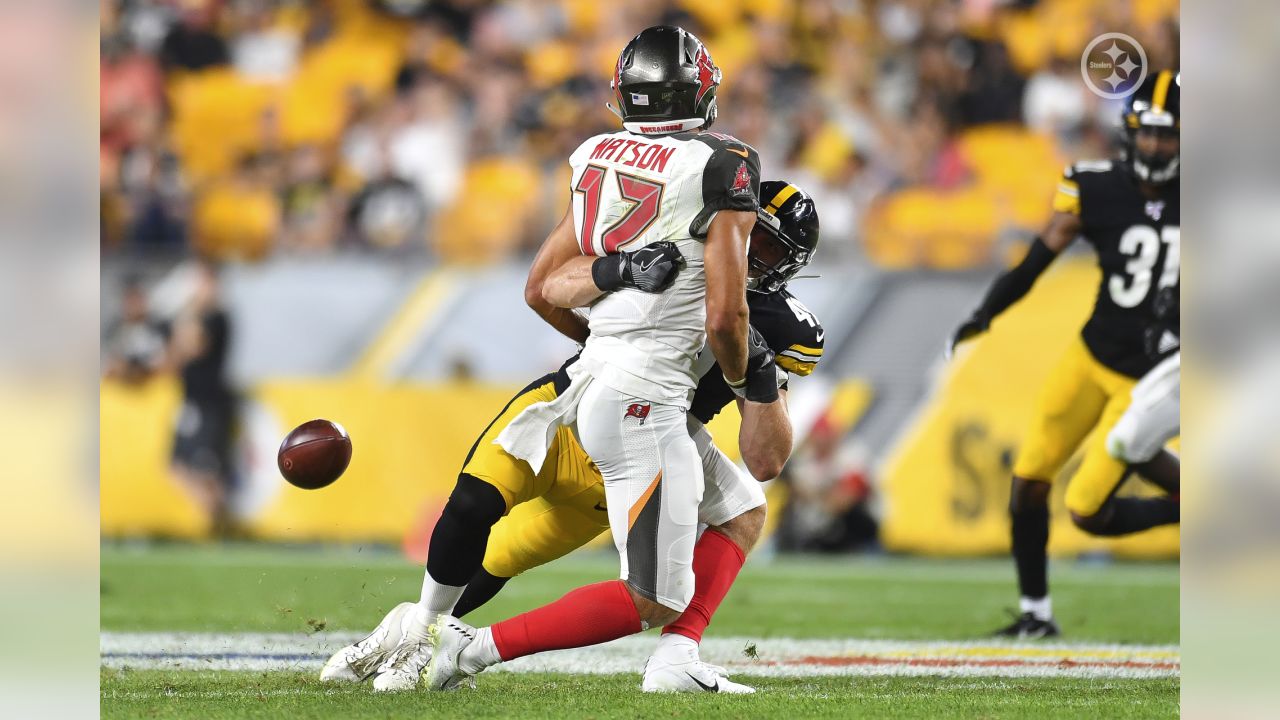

{"left": 444, "top": 474, "right": 507, "bottom": 528}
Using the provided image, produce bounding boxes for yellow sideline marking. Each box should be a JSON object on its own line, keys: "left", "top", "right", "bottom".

{"left": 351, "top": 269, "right": 457, "bottom": 380}
{"left": 875, "top": 646, "right": 1179, "bottom": 660}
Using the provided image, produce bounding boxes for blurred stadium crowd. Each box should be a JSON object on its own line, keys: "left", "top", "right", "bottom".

{"left": 101, "top": 0, "right": 1179, "bottom": 268}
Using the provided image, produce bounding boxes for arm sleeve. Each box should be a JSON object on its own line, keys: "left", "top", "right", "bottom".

{"left": 971, "top": 237, "right": 1058, "bottom": 322}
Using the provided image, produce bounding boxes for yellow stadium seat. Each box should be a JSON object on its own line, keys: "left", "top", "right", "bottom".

{"left": 1135, "top": 0, "right": 1181, "bottom": 27}
{"left": 865, "top": 186, "right": 1002, "bottom": 270}
{"left": 926, "top": 190, "right": 999, "bottom": 269}
{"left": 280, "top": 32, "right": 403, "bottom": 146}
{"left": 560, "top": 0, "right": 603, "bottom": 36}
{"left": 958, "top": 125, "right": 1062, "bottom": 233}
{"left": 167, "top": 69, "right": 276, "bottom": 181}
{"left": 434, "top": 157, "right": 541, "bottom": 265}
{"left": 526, "top": 40, "right": 577, "bottom": 90}
{"left": 677, "top": 0, "right": 743, "bottom": 33}
{"left": 192, "top": 180, "right": 281, "bottom": 261}
{"left": 999, "top": 11, "right": 1052, "bottom": 75}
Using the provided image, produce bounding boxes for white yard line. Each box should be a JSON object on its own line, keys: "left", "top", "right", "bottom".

{"left": 101, "top": 632, "right": 1179, "bottom": 679}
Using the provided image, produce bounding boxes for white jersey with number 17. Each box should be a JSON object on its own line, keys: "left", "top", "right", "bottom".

{"left": 568, "top": 129, "right": 761, "bottom": 406}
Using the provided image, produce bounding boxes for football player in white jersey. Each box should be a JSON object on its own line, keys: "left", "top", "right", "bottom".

{"left": 421, "top": 26, "right": 775, "bottom": 692}
{"left": 321, "top": 184, "right": 824, "bottom": 695}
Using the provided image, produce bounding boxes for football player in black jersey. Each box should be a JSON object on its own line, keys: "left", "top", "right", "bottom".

{"left": 949, "top": 71, "right": 1181, "bottom": 638}
{"left": 323, "top": 181, "right": 824, "bottom": 692}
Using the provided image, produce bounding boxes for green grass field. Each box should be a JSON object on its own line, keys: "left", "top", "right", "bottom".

{"left": 100, "top": 544, "right": 1179, "bottom": 719}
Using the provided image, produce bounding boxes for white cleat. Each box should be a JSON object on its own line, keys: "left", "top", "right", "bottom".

{"left": 370, "top": 605, "right": 436, "bottom": 692}
{"left": 424, "top": 614, "right": 478, "bottom": 691}
{"left": 319, "top": 602, "right": 414, "bottom": 683}
{"left": 642, "top": 653, "right": 755, "bottom": 694}
{"left": 371, "top": 642, "right": 432, "bottom": 692}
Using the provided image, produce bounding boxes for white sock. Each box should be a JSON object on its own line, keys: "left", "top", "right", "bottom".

{"left": 1020, "top": 595, "right": 1053, "bottom": 621}
{"left": 654, "top": 632, "right": 699, "bottom": 662}
{"left": 420, "top": 571, "right": 465, "bottom": 625}
{"left": 459, "top": 627, "right": 503, "bottom": 674}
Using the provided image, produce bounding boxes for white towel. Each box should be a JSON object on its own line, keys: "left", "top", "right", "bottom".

{"left": 495, "top": 361, "right": 595, "bottom": 474}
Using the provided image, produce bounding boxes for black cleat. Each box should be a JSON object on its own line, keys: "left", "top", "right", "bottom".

{"left": 993, "top": 611, "right": 1060, "bottom": 639}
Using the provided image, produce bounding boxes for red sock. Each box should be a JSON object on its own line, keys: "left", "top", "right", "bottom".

{"left": 663, "top": 529, "right": 746, "bottom": 643}
{"left": 490, "top": 580, "right": 642, "bottom": 661}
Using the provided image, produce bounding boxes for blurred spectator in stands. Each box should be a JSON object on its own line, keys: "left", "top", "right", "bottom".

{"left": 280, "top": 143, "right": 343, "bottom": 253}
{"left": 346, "top": 171, "right": 428, "bottom": 253}
{"left": 116, "top": 138, "right": 190, "bottom": 250}
{"left": 168, "top": 260, "right": 239, "bottom": 537}
{"left": 159, "top": 0, "right": 229, "bottom": 73}
{"left": 896, "top": 98, "right": 970, "bottom": 189}
{"left": 777, "top": 415, "right": 879, "bottom": 553}
{"left": 228, "top": 0, "right": 301, "bottom": 82}
{"left": 1022, "top": 55, "right": 1089, "bottom": 140}
{"left": 192, "top": 152, "right": 281, "bottom": 260}
{"left": 100, "top": 33, "right": 164, "bottom": 181}
{"left": 342, "top": 68, "right": 465, "bottom": 220}
{"left": 956, "top": 39, "right": 1025, "bottom": 127}
{"left": 103, "top": 277, "right": 168, "bottom": 385}
{"left": 97, "top": 0, "right": 1180, "bottom": 268}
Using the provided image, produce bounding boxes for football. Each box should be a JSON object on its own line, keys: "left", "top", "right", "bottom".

{"left": 277, "top": 419, "right": 352, "bottom": 490}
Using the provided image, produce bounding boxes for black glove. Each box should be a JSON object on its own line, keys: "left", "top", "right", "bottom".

{"left": 726, "top": 325, "right": 779, "bottom": 404}
{"left": 591, "top": 241, "right": 684, "bottom": 293}
{"left": 946, "top": 313, "right": 991, "bottom": 358}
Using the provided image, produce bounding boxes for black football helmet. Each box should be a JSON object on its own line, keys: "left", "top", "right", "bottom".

{"left": 608, "top": 25, "right": 721, "bottom": 135}
{"left": 748, "top": 181, "right": 820, "bottom": 294}
{"left": 1121, "top": 70, "right": 1180, "bottom": 184}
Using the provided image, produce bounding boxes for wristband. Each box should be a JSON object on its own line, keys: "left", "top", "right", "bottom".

{"left": 591, "top": 256, "right": 624, "bottom": 292}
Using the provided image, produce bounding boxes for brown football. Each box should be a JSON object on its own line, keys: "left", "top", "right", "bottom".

{"left": 278, "top": 419, "right": 352, "bottom": 490}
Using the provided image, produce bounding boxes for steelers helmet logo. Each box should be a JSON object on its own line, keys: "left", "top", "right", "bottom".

{"left": 1080, "top": 33, "right": 1149, "bottom": 100}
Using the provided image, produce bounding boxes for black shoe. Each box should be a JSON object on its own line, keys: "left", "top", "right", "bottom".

{"left": 993, "top": 611, "right": 1060, "bottom": 639}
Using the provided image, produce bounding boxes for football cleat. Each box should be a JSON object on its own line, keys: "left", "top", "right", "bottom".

{"left": 424, "top": 615, "right": 479, "bottom": 691}
{"left": 319, "top": 602, "right": 414, "bottom": 683}
{"left": 370, "top": 605, "right": 435, "bottom": 692}
{"left": 993, "top": 611, "right": 1061, "bottom": 639}
{"left": 642, "top": 648, "right": 755, "bottom": 694}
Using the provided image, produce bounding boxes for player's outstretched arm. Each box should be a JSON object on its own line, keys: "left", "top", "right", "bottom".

{"left": 525, "top": 204, "right": 591, "bottom": 343}
{"left": 541, "top": 242, "right": 684, "bottom": 309}
{"left": 738, "top": 389, "right": 792, "bottom": 481}
{"left": 704, "top": 208, "right": 755, "bottom": 385}
{"left": 948, "top": 210, "right": 1080, "bottom": 355}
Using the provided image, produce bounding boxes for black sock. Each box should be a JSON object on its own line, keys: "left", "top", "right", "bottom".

{"left": 424, "top": 474, "right": 507, "bottom": 586}
{"left": 1084, "top": 497, "right": 1180, "bottom": 537}
{"left": 452, "top": 568, "right": 512, "bottom": 619}
{"left": 1011, "top": 504, "right": 1050, "bottom": 599}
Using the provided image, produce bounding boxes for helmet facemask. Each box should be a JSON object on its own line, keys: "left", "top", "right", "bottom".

{"left": 747, "top": 208, "right": 812, "bottom": 294}
{"left": 1129, "top": 123, "right": 1180, "bottom": 185}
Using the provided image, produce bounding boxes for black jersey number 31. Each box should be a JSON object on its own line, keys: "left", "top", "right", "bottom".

{"left": 1109, "top": 225, "right": 1180, "bottom": 308}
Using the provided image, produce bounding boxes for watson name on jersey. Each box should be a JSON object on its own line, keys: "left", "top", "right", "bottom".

{"left": 569, "top": 129, "right": 761, "bottom": 405}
